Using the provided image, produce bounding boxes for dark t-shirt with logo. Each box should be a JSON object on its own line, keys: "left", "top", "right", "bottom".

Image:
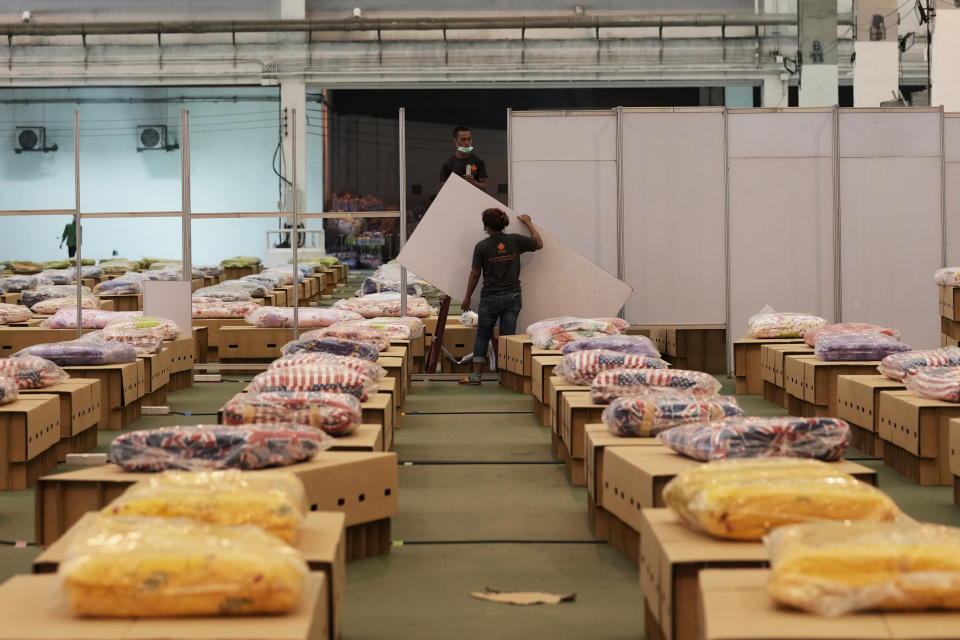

{"left": 441, "top": 154, "right": 488, "bottom": 181}
{"left": 471, "top": 232, "right": 539, "bottom": 295}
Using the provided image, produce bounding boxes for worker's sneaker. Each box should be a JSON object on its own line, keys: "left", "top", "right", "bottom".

{"left": 458, "top": 374, "right": 482, "bottom": 385}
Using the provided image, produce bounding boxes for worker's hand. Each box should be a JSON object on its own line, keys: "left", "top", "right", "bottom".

{"left": 518, "top": 214, "right": 532, "bottom": 226}
{"left": 461, "top": 298, "right": 471, "bottom": 312}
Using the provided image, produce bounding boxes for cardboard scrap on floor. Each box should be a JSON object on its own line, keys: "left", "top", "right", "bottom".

{"left": 469, "top": 588, "right": 576, "bottom": 606}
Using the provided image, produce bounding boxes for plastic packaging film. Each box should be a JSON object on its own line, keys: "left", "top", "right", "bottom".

{"left": 109, "top": 423, "right": 333, "bottom": 472}
{"left": 561, "top": 334, "right": 659, "bottom": 358}
{"left": 590, "top": 368, "right": 722, "bottom": 403}
{"left": 813, "top": 331, "right": 911, "bottom": 362}
{"left": 0, "top": 275, "right": 38, "bottom": 292}
{"left": 525, "top": 316, "right": 622, "bottom": 350}
{"left": 934, "top": 267, "right": 960, "bottom": 287}
{"left": 224, "top": 390, "right": 362, "bottom": 436}
{"left": 353, "top": 317, "right": 425, "bottom": 340}
{"left": 280, "top": 336, "right": 381, "bottom": 361}
{"left": 0, "top": 374, "right": 18, "bottom": 405}
{"left": 555, "top": 350, "right": 669, "bottom": 385}
{"left": 658, "top": 416, "right": 850, "bottom": 462}
{"left": 0, "top": 354, "right": 69, "bottom": 388}
{"left": 746, "top": 305, "right": 828, "bottom": 339}
{"left": 247, "top": 365, "right": 378, "bottom": 400}
{"left": 31, "top": 295, "right": 100, "bottom": 315}
{"left": 244, "top": 306, "right": 363, "bottom": 329}
{"left": 766, "top": 520, "right": 960, "bottom": 617}
{"left": 15, "top": 338, "right": 137, "bottom": 366}
{"left": 81, "top": 327, "right": 163, "bottom": 355}
{"left": 878, "top": 347, "right": 960, "bottom": 380}
{"left": 104, "top": 315, "right": 182, "bottom": 340}
{"left": 904, "top": 366, "right": 960, "bottom": 402}
{"left": 192, "top": 301, "right": 261, "bottom": 318}
{"left": 332, "top": 292, "right": 434, "bottom": 318}
{"left": 602, "top": 393, "right": 744, "bottom": 437}
{"left": 41, "top": 308, "right": 141, "bottom": 329}
{"left": 0, "top": 303, "right": 32, "bottom": 325}
{"left": 270, "top": 352, "right": 386, "bottom": 380}
{"left": 301, "top": 324, "right": 390, "bottom": 351}
{"left": 662, "top": 458, "right": 900, "bottom": 540}
{"left": 802, "top": 322, "right": 901, "bottom": 347}
{"left": 60, "top": 514, "right": 308, "bottom": 617}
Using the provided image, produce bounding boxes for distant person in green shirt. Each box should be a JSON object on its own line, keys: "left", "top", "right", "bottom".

{"left": 59, "top": 221, "right": 78, "bottom": 258}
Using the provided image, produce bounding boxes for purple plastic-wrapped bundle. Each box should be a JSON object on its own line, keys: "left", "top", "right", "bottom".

{"left": 658, "top": 416, "right": 850, "bottom": 462}
{"left": 110, "top": 423, "right": 333, "bottom": 472}
{"left": 93, "top": 275, "right": 142, "bottom": 295}
{"left": 15, "top": 338, "right": 137, "bottom": 366}
{"left": 41, "top": 308, "right": 141, "bottom": 329}
{"left": 280, "top": 336, "right": 380, "bottom": 361}
{"left": 603, "top": 393, "right": 744, "bottom": 438}
{"left": 591, "top": 368, "right": 723, "bottom": 403}
{"left": 561, "top": 334, "right": 660, "bottom": 358}
{"left": 21, "top": 285, "right": 90, "bottom": 308}
{"left": 0, "top": 375, "right": 18, "bottom": 405}
{"left": 0, "top": 275, "right": 38, "bottom": 292}
{"left": 813, "top": 331, "right": 912, "bottom": 362}
{"left": 0, "top": 354, "right": 69, "bottom": 388}
{"left": 878, "top": 347, "right": 960, "bottom": 381}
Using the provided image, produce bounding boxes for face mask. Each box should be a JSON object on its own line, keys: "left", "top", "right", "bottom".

{"left": 457, "top": 146, "right": 474, "bottom": 154}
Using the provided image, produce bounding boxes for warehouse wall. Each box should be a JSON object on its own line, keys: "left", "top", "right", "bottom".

{"left": 0, "top": 86, "right": 325, "bottom": 266}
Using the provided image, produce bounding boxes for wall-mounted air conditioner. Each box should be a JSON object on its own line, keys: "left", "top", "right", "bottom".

{"left": 137, "top": 124, "right": 178, "bottom": 151}
{"left": 15, "top": 127, "right": 57, "bottom": 153}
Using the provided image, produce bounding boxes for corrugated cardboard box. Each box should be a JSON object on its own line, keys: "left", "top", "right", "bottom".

{"left": 837, "top": 375, "right": 906, "bottom": 432}
{"left": 733, "top": 337, "right": 803, "bottom": 395}
{"left": 560, "top": 393, "right": 606, "bottom": 461}
{"left": 63, "top": 362, "right": 140, "bottom": 430}
{"left": 548, "top": 377, "right": 587, "bottom": 436}
{"left": 877, "top": 390, "right": 958, "bottom": 485}
{"left": 943, "top": 315, "right": 960, "bottom": 341}
{"left": 362, "top": 393, "right": 393, "bottom": 452}
{"left": 941, "top": 285, "right": 960, "bottom": 321}
{"left": 35, "top": 452, "right": 399, "bottom": 545}
{"left": 800, "top": 358, "right": 882, "bottom": 414}
{"left": 328, "top": 424, "right": 383, "bottom": 453}
{"left": 0, "top": 395, "right": 60, "bottom": 489}
{"left": 664, "top": 326, "right": 726, "bottom": 373}
{"left": 783, "top": 354, "right": 807, "bottom": 401}
{"left": 532, "top": 355, "right": 563, "bottom": 403}
{"left": 699, "top": 568, "right": 960, "bottom": 640}
{"left": 764, "top": 343, "right": 815, "bottom": 388}
{"left": 96, "top": 293, "right": 142, "bottom": 311}
{"left": 164, "top": 335, "right": 196, "bottom": 374}
{"left": 585, "top": 426, "right": 663, "bottom": 503}
{"left": 219, "top": 326, "right": 293, "bottom": 360}
{"left": 138, "top": 350, "right": 171, "bottom": 395}
{"left": 21, "top": 379, "right": 100, "bottom": 438}
{"left": 33, "top": 511, "right": 345, "bottom": 640}
{"left": 640, "top": 509, "right": 767, "bottom": 640}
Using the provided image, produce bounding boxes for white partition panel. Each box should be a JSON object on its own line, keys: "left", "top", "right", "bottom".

{"left": 839, "top": 109, "right": 942, "bottom": 348}
{"left": 510, "top": 111, "right": 619, "bottom": 274}
{"left": 727, "top": 110, "right": 837, "bottom": 345}
{"left": 621, "top": 109, "right": 726, "bottom": 324}
{"left": 947, "top": 115, "right": 960, "bottom": 265}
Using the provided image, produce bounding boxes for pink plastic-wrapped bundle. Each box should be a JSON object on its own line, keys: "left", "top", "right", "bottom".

{"left": 525, "top": 317, "right": 622, "bottom": 350}
{"left": 222, "top": 391, "right": 361, "bottom": 436}
{"left": 596, "top": 318, "right": 630, "bottom": 332}
{"left": 41, "top": 308, "right": 141, "bottom": 329}
{"left": 303, "top": 324, "right": 391, "bottom": 351}
{"left": 0, "top": 374, "right": 18, "bottom": 405}
{"left": 192, "top": 301, "right": 261, "bottom": 318}
{"left": 332, "top": 293, "right": 434, "bottom": 318}
{"left": 803, "top": 323, "right": 901, "bottom": 347}
{"left": 554, "top": 350, "right": 669, "bottom": 385}
{"left": 878, "top": 347, "right": 960, "bottom": 381}
{"left": 270, "top": 353, "right": 386, "bottom": 380}
{"left": 31, "top": 296, "right": 100, "bottom": 315}
{"left": 0, "top": 303, "right": 32, "bottom": 325}
{"left": 248, "top": 365, "right": 378, "bottom": 401}
{"left": 591, "top": 368, "right": 723, "bottom": 403}
{"left": 81, "top": 328, "right": 162, "bottom": 355}
{"left": 353, "top": 317, "right": 425, "bottom": 340}
{"left": 244, "top": 306, "right": 363, "bottom": 329}
{"left": 0, "top": 355, "right": 69, "bottom": 389}
{"left": 104, "top": 316, "right": 181, "bottom": 340}
{"left": 934, "top": 267, "right": 960, "bottom": 286}
{"left": 904, "top": 367, "right": 960, "bottom": 402}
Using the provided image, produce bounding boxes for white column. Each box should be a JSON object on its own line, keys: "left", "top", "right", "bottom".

{"left": 761, "top": 74, "right": 789, "bottom": 107}
{"left": 853, "top": 41, "right": 899, "bottom": 106}
{"left": 281, "top": 78, "right": 307, "bottom": 214}
{"left": 932, "top": 9, "right": 960, "bottom": 111}
{"left": 799, "top": 65, "right": 839, "bottom": 106}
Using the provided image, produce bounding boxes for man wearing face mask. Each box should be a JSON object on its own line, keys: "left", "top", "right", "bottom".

{"left": 441, "top": 126, "right": 488, "bottom": 191}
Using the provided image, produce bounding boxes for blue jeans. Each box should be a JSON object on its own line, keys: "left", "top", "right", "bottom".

{"left": 473, "top": 290, "right": 522, "bottom": 363}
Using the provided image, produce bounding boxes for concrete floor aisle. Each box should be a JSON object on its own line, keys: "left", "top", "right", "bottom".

{"left": 340, "top": 381, "right": 644, "bottom": 640}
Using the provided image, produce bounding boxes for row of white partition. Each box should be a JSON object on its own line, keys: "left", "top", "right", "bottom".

{"left": 508, "top": 107, "right": 958, "bottom": 358}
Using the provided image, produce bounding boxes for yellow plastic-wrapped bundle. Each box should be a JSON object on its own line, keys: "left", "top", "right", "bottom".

{"left": 662, "top": 459, "right": 899, "bottom": 540}
{"left": 103, "top": 470, "right": 306, "bottom": 543}
{"left": 61, "top": 515, "right": 307, "bottom": 617}
{"left": 767, "top": 521, "right": 960, "bottom": 617}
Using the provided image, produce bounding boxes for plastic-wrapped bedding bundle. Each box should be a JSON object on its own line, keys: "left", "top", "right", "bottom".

{"left": 361, "top": 275, "right": 423, "bottom": 296}
{"left": 81, "top": 327, "right": 162, "bottom": 355}
{"left": 934, "top": 267, "right": 960, "bottom": 287}
{"left": 195, "top": 264, "right": 224, "bottom": 277}
{"left": 0, "top": 354, "right": 69, "bottom": 388}
{"left": 20, "top": 284, "right": 91, "bottom": 308}
{"left": 661, "top": 459, "right": 899, "bottom": 541}
{"left": 562, "top": 334, "right": 659, "bottom": 358}
{"left": 261, "top": 267, "right": 304, "bottom": 285}
{"left": 878, "top": 347, "right": 960, "bottom": 380}
{"left": 0, "top": 375, "right": 18, "bottom": 405}
{"left": 333, "top": 292, "right": 434, "bottom": 318}
{"left": 140, "top": 269, "right": 180, "bottom": 281}
{"left": 460, "top": 311, "right": 478, "bottom": 327}
{"left": 802, "top": 322, "right": 901, "bottom": 347}
{"left": 192, "top": 285, "right": 252, "bottom": 301}
{"left": 525, "top": 316, "right": 622, "bottom": 350}
{"left": 93, "top": 275, "right": 142, "bottom": 295}
{"left": 69, "top": 265, "right": 103, "bottom": 279}
{"left": 36, "top": 269, "right": 75, "bottom": 285}
{"left": 0, "top": 303, "right": 31, "bottom": 325}
{"left": 813, "top": 331, "right": 911, "bottom": 362}
{"left": 280, "top": 335, "right": 381, "bottom": 361}
{"left": 766, "top": 520, "right": 960, "bottom": 617}
{"left": 98, "top": 259, "right": 139, "bottom": 273}
{"left": 247, "top": 365, "right": 378, "bottom": 401}
{"left": 0, "top": 275, "right": 37, "bottom": 292}
{"left": 11, "top": 261, "right": 41, "bottom": 273}
{"left": 591, "top": 368, "right": 722, "bottom": 403}
{"left": 241, "top": 273, "right": 284, "bottom": 290}
{"left": 658, "top": 416, "right": 850, "bottom": 462}
{"left": 903, "top": 366, "right": 960, "bottom": 402}
{"left": 41, "top": 307, "right": 140, "bottom": 329}
{"left": 14, "top": 338, "right": 137, "bottom": 366}
{"left": 603, "top": 393, "right": 744, "bottom": 438}
{"left": 60, "top": 514, "right": 308, "bottom": 617}
{"left": 109, "top": 423, "right": 333, "bottom": 472}
{"left": 352, "top": 317, "right": 425, "bottom": 340}
{"left": 746, "top": 305, "right": 828, "bottom": 338}
{"left": 223, "top": 391, "right": 362, "bottom": 436}
{"left": 104, "top": 315, "right": 181, "bottom": 341}
{"left": 103, "top": 470, "right": 307, "bottom": 543}
{"left": 192, "top": 300, "right": 261, "bottom": 319}
{"left": 244, "top": 306, "right": 363, "bottom": 329}
{"left": 217, "top": 279, "right": 268, "bottom": 297}
{"left": 220, "top": 255, "right": 261, "bottom": 268}
{"left": 31, "top": 295, "right": 100, "bottom": 315}
{"left": 554, "top": 350, "right": 669, "bottom": 385}
{"left": 270, "top": 352, "right": 386, "bottom": 381}
{"left": 303, "top": 324, "right": 391, "bottom": 351}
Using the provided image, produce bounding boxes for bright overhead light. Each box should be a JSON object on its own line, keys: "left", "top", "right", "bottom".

{"left": 783, "top": 56, "right": 798, "bottom": 75}
{"left": 899, "top": 32, "right": 916, "bottom": 52}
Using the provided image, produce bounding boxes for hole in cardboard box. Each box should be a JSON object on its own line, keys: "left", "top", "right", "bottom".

{"left": 310, "top": 504, "right": 318, "bottom": 511}
{"left": 385, "top": 488, "right": 392, "bottom": 496}
{"left": 337, "top": 498, "right": 345, "bottom": 506}
{"left": 358, "top": 494, "right": 366, "bottom": 502}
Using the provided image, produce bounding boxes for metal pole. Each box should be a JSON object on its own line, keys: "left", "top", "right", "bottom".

{"left": 181, "top": 109, "right": 192, "bottom": 289}
{"left": 926, "top": 0, "right": 932, "bottom": 101}
{"left": 833, "top": 105, "right": 841, "bottom": 323}
{"left": 292, "top": 107, "right": 300, "bottom": 339}
{"left": 74, "top": 110, "right": 82, "bottom": 339}
{"left": 942, "top": 105, "right": 947, "bottom": 268}
{"left": 399, "top": 107, "right": 407, "bottom": 318}
{"left": 506, "top": 108, "right": 513, "bottom": 209}
{"left": 722, "top": 107, "right": 732, "bottom": 375}
{"left": 615, "top": 106, "right": 625, "bottom": 319}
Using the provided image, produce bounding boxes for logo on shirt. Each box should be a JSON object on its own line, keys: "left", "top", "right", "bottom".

{"left": 497, "top": 242, "right": 506, "bottom": 254}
